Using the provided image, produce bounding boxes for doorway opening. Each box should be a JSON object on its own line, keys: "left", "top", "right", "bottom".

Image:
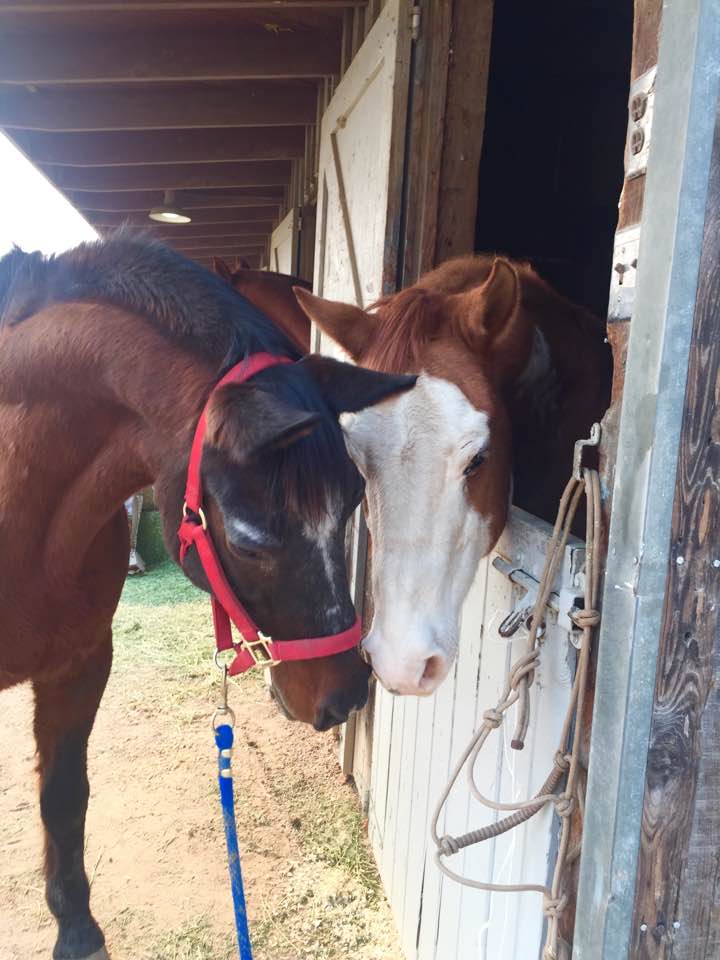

{"left": 475, "top": 0, "right": 633, "bottom": 317}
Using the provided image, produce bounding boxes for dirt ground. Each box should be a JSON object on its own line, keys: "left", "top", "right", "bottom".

{"left": 0, "top": 561, "right": 403, "bottom": 960}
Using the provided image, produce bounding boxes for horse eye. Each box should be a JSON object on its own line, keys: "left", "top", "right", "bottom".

{"left": 463, "top": 450, "right": 486, "bottom": 477}
{"left": 226, "top": 538, "right": 262, "bottom": 561}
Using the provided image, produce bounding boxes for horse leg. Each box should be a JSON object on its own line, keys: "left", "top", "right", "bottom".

{"left": 33, "top": 636, "right": 113, "bottom": 960}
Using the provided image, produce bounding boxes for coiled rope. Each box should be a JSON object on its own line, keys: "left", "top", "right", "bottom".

{"left": 431, "top": 464, "right": 602, "bottom": 960}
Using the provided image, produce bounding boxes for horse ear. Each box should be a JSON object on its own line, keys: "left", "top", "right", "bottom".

{"left": 300, "top": 355, "right": 416, "bottom": 414}
{"left": 205, "top": 383, "right": 320, "bottom": 463}
{"left": 212, "top": 257, "right": 234, "bottom": 285}
{"left": 455, "top": 258, "right": 521, "bottom": 348}
{"left": 293, "top": 288, "right": 378, "bottom": 361}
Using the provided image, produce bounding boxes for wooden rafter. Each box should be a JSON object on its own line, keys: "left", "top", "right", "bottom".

{"left": 165, "top": 236, "right": 268, "bottom": 250}
{"left": 0, "top": 1, "right": 362, "bottom": 10}
{"left": 12, "top": 128, "right": 305, "bottom": 166}
{"left": 143, "top": 222, "right": 282, "bottom": 239}
{"left": 193, "top": 253, "right": 262, "bottom": 269}
{"left": 164, "top": 243, "right": 269, "bottom": 258}
{"left": 71, "top": 189, "right": 283, "bottom": 211}
{"left": 0, "top": 28, "right": 340, "bottom": 84}
{"left": 49, "top": 161, "right": 291, "bottom": 191}
{"left": 87, "top": 210, "right": 278, "bottom": 229}
{"left": 0, "top": 83, "right": 318, "bottom": 131}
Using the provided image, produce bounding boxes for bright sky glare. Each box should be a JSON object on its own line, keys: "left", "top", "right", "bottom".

{"left": 0, "top": 132, "right": 97, "bottom": 257}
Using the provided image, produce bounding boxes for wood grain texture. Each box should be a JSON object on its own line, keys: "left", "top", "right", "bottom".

{"left": 48, "top": 160, "right": 291, "bottom": 192}
{"left": 631, "top": 98, "right": 720, "bottom": 960}
{"left": 0, "top": 83, "right": 318, "bottom": 131}
{"left": 0, "top": 27, "right": 340, "bottom": 84}
{"left": 12, "top": 128, "right": 305, "bottom": 166}
{"left": 435, "top": 0, "right": 493, "bottom": 264}
{"left": 398, "top": 0, "right": 452, "bottom": 283}
{"left": 72, "top": 189, "right": 283, "bottom": 212}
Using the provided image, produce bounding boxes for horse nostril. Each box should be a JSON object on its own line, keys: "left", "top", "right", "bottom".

{"left": 313, "top": 695, "right": 351, "bottom": 732}
{"left": 420, "top": 654, "right": 445, "bottom": 689}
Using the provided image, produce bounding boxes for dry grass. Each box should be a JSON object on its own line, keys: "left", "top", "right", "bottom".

{"left": 146, "top": 916, "right": 235, "bottom": 960}
{"left": 109, "top": 560, "right": 400, "bottom": 960}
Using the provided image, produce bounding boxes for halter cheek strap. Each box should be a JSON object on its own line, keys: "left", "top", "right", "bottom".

{"left": 177, "top": 352, "right": 361, "bottom": 676}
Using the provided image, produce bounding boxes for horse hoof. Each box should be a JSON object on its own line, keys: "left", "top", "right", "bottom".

{"left": 77, "top": 950, "right": 110, "bottom": 960}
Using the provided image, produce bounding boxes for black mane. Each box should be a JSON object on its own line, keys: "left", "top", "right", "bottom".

{"left": 0, "top": 232, "right": 300, "bottom": 368}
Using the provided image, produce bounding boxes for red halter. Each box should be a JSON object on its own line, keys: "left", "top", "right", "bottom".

{"left": 177, "top": 353, "right": 361, "bottom": 676}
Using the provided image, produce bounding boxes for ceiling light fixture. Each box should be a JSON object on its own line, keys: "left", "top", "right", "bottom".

{"left": 149, "top": 189, "right": 191, "bottom": 224}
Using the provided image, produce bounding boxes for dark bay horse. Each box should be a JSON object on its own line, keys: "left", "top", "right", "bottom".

{"left": 0, "top": 236, "right": 412, "bottom": 960}
{"left": 213, "top": 256, "right": 312, "bottom": 353}
{"left": 295, "top": 255, "right": 611, "bottom": 695}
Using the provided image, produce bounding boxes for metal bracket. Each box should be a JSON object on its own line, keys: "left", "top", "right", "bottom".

{"left": 573, "top": 423, "right": 601, "bottom": 481}
{"left": 625, "top": 66, "right": 656, "bottom": 180}
{"left": 492, "top": 558, "right": 584, "bottom": 645}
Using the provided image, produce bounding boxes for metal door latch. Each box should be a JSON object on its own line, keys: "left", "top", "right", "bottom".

{"left": 493, "top": 559, "right": 546, "bottom": 639}
{"left": 492, "top": 557, "right": 585, "bottom": 647}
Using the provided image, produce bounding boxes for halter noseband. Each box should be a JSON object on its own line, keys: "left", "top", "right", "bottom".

{"left": 177, "top": 352, "right": 361, "bottom": 676}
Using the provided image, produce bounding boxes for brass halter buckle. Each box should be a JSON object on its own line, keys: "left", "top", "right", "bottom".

{"left": 243, "top": 632, "right": 281, "bottom": 668}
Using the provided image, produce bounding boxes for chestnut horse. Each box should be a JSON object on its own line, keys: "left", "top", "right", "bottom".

{"left": 213, "top": 256, "right": 311, "bottom": 353}
{"left": 295, "top": 255, "right": 611, "bottom": 695}
{"left": 0, "top": 236, "right": 412, "bottom": 960}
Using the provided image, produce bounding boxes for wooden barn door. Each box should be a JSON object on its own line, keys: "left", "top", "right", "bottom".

{"left": 311, "top": 0, "right": 413, "bottom": 799}
{"left": 269, "top": 208, "right": 298, "bottom": 275}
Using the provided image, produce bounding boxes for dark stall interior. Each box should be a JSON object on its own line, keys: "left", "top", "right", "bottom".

{"left": 475, "top": 0, "right": 633, "bottom": 318}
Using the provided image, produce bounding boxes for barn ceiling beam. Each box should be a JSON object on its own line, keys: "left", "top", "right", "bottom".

{"left": 165, "top": 237, "right": 269, "bottom": 251}
{"left": 165, "top": 244, "right": 270, "bottom": 258}
{"left": 0, "top": 29, "right": 340, "bottom": 84}
{"left": 0, "top": 1, "right": 362, "bottom": 10}
{"left": 85, "top": 208, "right": 278, "bottom": 226}
{"left": 195, "top": 254, "right": 262, "bottom": 266}
{"left": 95, "top": 219, "right": 274, "bottom": 237}
{"left": 12, "top": 128, "right": 305, "bottom": 166}
{"left": 193, "top": 255, "right": 263, "bottom": 269}
{"left": 49, "top": 160, "right": 291, "bottom": 191}
{"left": 71, "top": 188, "right": 283, "bottom": 211}
{"left": 142, "top": 222, "right": 281, "bottom": 240}
{"left": 0, "top": 83, "right": 318, "bottom": 131}
{"left": 80, "top": 204, "right": 280, "bottom": 230}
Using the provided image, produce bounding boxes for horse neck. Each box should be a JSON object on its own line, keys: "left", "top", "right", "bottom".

{"left": 0, "top": 302, "right": 213, "bottom": 581}
{"left": 234, "top": 278, "right": 311, "bottom": 353}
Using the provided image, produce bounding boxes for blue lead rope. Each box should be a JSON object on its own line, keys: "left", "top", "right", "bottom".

{"left": 215, "top": 723, "right": 254, "bottom": 960}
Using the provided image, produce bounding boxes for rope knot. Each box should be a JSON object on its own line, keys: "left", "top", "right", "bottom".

{"left": 554, "top": 794, "right": 575, "bottom": 818}
{"left": 571, "top": 607, "right": 600, "bottom": 629}
{"left": 554, "top": 750, "right": 571, "bottom": 772}
{"left": 543, "top": 893, "right": 568, "bottom": 919}
{"left": 483, "top": 708, "right": 503, "bottom": 729}
{"left": 509, "top": 650, "right": 540, "bottom": 690}
{"left": 438, "top": 835, "right": 461, "bottom": 857}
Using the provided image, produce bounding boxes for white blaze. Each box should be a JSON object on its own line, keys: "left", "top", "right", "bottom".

{"left": 341, "top": 374, "right": 491, "bottom": 695}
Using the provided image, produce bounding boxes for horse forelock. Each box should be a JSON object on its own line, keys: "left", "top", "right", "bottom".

{"left": 362, "top": 287, "right": 447, "bottom": 372}
{"left": 253, "top": 367, "right": 355, "bottom": 526}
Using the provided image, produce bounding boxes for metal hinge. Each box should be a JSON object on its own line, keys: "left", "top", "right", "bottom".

{"left": 411, "top": 4, "right": 421, "bottom": 41}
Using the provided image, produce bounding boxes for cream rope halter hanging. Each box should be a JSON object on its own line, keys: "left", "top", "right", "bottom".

{"left": 431, "top": 431, "right": 602, "bottom": 960}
